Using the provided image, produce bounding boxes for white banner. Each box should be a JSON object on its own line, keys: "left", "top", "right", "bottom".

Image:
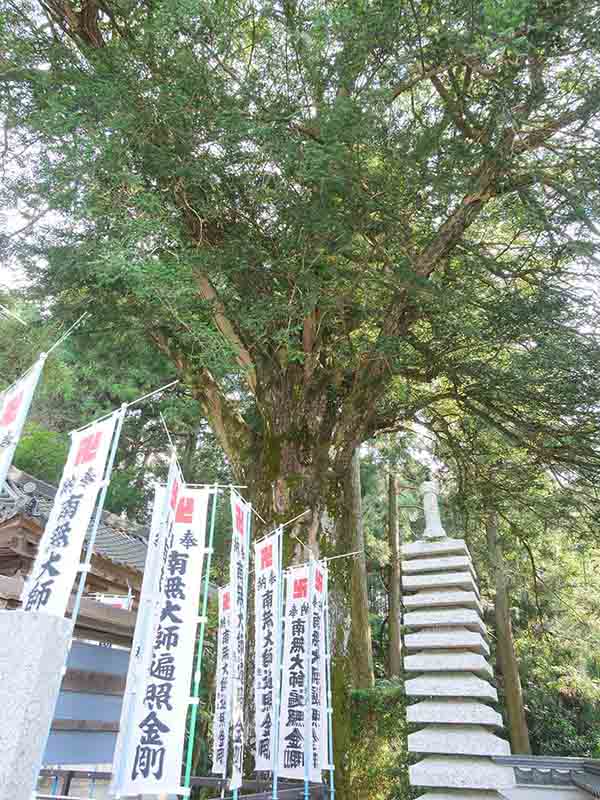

{"left": 0, "top": 357, "right": 45, "bottom": 488}
{"left": 320, "top": 565, "right": 331, "bottom": 769}
{"left": 254, "top": 531, "right": 281, "bottom": 771}
{"left": 212, "top": 586, "right": 233, "bottom": 776}
{"left": 229, "top": 490, "right": 252, "bottom": 790}
{"left": 21, "top": 412, "right": 119, "bottom": 617}
{"left": 117, "top": 481, "right": 210, "bottom": 795}
{"left": 110, "top": 482, "right": 168, "bottom": 797}
{"left": 310, "top": 562, "right": 327, "bottom": 782}
{"left": 277, "top": 563, "right": 312, "bottom": 781}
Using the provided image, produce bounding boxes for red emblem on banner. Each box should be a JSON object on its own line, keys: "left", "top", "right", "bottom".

{"left": 260, "top": 544, "right": 273, "bottom": 570}
{"left": 75, "top": 431, "right": 103, "bottom": 466}
{"left": 170, "top": 478, "right": 179, "bottom": 510}
{"left": 223, "top": 591, "right": 231, "bottom": 611}
{"left": 293, "top": 577, "right": 308, "bottom": 599}
{"left": 315, "top": 570, "right": 323, "bottom": 593}
{"left": 176, "top": 496, "right": 194, "bottom": 523}
{"left": 235, "top": 503, "right": 244, "bottom": 536}
{"left": 0, "top": 391, "right": 23, "bottom": 427}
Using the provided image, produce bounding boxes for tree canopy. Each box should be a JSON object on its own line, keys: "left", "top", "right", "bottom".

{"left": 2, "top": 0, "right": 600, "bottom": 520}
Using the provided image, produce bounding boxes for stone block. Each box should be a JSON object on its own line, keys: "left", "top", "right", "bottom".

{"left": 404, "top": 650, "right": 492, "bottom": 679}
{"left": 404, "top": 590, "right": 482, "bottom": 614}
{"left": 0, "top": 610, "right": 71, "bottom": 800}
{"left": 403, "top": 571, "right": 480, "bottom": 595}
{"left": 407, "top": 699, "right": 504, "bottom": 728}
{"left": 410, "top": 756, "right": 515, "bottom": 790}
{"left": 402, "top": 555, "right": 476, "bottom": 578}
{"left": 402, "top": 539, "right": 470, "bottom": 560}
{"left": 405, "top": 672, "right": 498, "bottom": 701}
{"left": 408, "top": 725, "right": 511, "bottom": 757}
{"left": 404, "top": 608, "right": 487, "bottom": 637}
{"left": 405, "top": 628, "right": 490, "bottom": 656}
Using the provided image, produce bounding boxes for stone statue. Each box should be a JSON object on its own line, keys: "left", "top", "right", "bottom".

{"left": 420, "top": 478, "right": 447, "bottom": 539}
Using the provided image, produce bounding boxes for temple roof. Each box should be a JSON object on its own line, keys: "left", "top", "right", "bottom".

{"left": 0, "top": 466, "right": 148, "bottom": 572}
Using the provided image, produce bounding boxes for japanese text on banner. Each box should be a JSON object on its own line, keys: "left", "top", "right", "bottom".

{"left": 212, "top": 586, "right": 232, "bottom": 776}
{"left": 110, "top": 482, "right": 168, "bottom": 797}
{"left": 310, "top": 563, "right": 327, "bottom": 782}
{"left": 117, "top": 480, "right": 210, "bottom": 796}
{"left": 21, "top": 412, "right": 119, "bottom": 618}
{"left": 277, "top": 564, "right": 312, "bottom": 781}
{"left": 254, "top": 531, "right": 281, "bottom": 771}
{"left": 0, "top": 357, "right": 45, "bottom": 489}
{"left": 111, "top": 457, "right": 179, "bottom": 796}
{"left": 229, "top": 490, "right": 251, "bottom": 791}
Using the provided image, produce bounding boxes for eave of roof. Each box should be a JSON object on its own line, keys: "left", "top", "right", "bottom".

{"left": 3, "top": 466, "right": 148, "bottom": 572}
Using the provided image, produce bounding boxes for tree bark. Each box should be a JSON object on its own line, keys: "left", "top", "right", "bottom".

{"left": 344, "top": 449, "right": 375, "bottom": 689}
{"left": 486, "top": 513, "right": 531, "bottom": 754}
{"left": 387, "top": 472, "right": 402, "bottom": 679}
{"left": 241, "top": 422, "right": 369, "bottom": 798}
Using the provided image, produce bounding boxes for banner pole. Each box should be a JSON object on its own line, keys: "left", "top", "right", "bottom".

{"left": 323, "top": 567, "right": 335, "bottom": 800}
{"left": 271, "top": 528, "right": 284, "bottom": 800}
{"left": 69, "top": 402, "right": 127, "bottom": 634}
{"left": 183, "top": 482, "right": 220, "bottom": 792}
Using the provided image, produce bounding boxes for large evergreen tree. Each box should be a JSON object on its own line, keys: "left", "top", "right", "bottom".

{"left": 3, "top": 0, "right": 600, "bottom": 790}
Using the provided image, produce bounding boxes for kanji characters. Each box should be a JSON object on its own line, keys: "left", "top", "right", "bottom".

{"left": 154, "top": 624, "right": 179, "bottom": 651}
{"left": 24, "top": 578, "right": 54, "bottom": 610}
{"left": 180, "top": 530, "right": 197, "bottom": 549}
{"left": 150, "top": 653, "right": 176, "bottom": 682}
{"left": 144, "top": 682, "right": 173, "bottom": 711}
{"left": 168, "top": 550, "right": 188, "bottom": 575}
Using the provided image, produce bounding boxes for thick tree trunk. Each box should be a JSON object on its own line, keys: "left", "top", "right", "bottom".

{"left": 344, "top": 449, "right": 375, "bottom": 689}
{"left": 387, "top": 472, "right": 402, "bottom": 679}
{"left": 244, "top": 433, "right": 370, "bottom": 798}
{"left": 486, "top": 513, "right": 531, "bottom": 754}
{"left": 202, "top": 372, "right": 375, "bottom": 799}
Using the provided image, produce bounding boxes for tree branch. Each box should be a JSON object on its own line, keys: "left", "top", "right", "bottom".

{"left": 149, "top": 328, "right": 252, "bottom": 479}
{"left": 193, "top": 273, "right": 257, "bottom": 393}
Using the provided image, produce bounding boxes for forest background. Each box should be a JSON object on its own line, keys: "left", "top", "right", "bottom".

{"left": 2, "top": 0, "right": 600, "bottom": 796}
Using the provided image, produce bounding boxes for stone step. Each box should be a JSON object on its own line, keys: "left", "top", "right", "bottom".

{"left": 408, "top": 725, "right": 511, "bottom": 757}
{"left": 404, "top": 608, "right": 487, "bottom": 637}
{"left": 410, "top": 756, "right": 515, "bottom": 790}
{"left": 404, "top": 651, "right": 493, "bottom": 679}
{"left": 403, "top": 555, "right": 477, "bottom": 578}
{"left": 404, "top": 590, "right": 482, "bottom": 614}
{"left": 406, "top": 672, "right": 498, "bottom": 701}
{"left": 403, "top": 539, "right": 470, "bottom": 560}
{"left": 415, "top": 793, "right": 500, "bottom": 800}
{"left": 403, "top": 571, "right": 480, "bottom": 595}
{"left": 405, "top": 628, "right": 490, "bottom": 656}
{"left": 407, "top": 699, "right": 504, "bottom": 729}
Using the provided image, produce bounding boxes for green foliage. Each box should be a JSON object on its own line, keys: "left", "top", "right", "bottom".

{"left": 518, "top": 639, "right": 600, "bottom": 757}
{"left": 349, "top": 681, "right": 414, "bottom": 800}
{"left": 13, "top": 422, "right": 69, "bottom": 485}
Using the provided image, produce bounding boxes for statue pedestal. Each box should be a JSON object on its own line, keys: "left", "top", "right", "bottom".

{"left": 0, "top": 610, "right": 70, "bottom": 800}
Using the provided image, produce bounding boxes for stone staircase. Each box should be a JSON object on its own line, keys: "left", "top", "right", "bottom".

{"left": 402, "top": 482, "right": 515, "bottom": 799}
